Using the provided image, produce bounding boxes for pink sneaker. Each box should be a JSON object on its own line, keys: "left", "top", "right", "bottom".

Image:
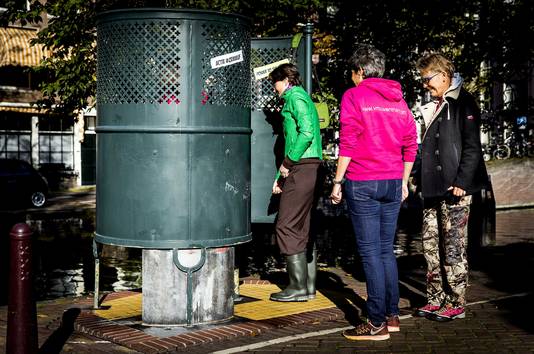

{"left": 432, "top": 305, "right": 465, "bottom": 322}
{"left": 414, "top": 304, "right": 441, "bottom": 317}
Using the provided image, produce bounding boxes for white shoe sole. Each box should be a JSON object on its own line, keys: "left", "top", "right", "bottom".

{"left": 343, "top": 333, "right": 390, "bottom": 341}
{"left": 434, "top": 311, "right": 466, "bottom": 321}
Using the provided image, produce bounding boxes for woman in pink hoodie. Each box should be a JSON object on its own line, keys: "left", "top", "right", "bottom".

{"left": 330, "top": 45, "right": 417, "bottom": 341}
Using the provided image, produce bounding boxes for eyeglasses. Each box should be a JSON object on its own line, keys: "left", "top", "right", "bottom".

{"left": 421, "top": 72, "right": 440, "bottom": 85}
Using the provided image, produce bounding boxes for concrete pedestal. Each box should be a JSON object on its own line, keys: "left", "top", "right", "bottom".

{"left": 142, "top": 247, "right": 234, "bottom": 326}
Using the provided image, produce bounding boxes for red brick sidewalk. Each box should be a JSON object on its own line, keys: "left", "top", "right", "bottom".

{"left": 487, "top": 157, "right": 534, "bottom": 208}
{"left": 72, "top": 281, "right": 346, "bottom": 353}
{"left": 1, "top": 210, "right": 533, "bottom": 353}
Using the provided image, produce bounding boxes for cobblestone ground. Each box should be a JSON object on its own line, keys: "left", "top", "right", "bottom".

{"left": 1, "top": 209, "right": 533, "bottom": 353}
{"left": 488, "top": 157, "right": 534, "bottom": 208}
{"left": 241, "top": 298, "right": 534, "bottom": 353}
{"left": 175, "top": 209, "right": 534, "bottom": 354}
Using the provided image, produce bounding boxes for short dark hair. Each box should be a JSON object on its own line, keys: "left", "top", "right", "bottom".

{"left": 269, "top": 63, "right": 303, "bottom": 86}
{"left": 348, "top": 44, "right": 386, "bottom": 78}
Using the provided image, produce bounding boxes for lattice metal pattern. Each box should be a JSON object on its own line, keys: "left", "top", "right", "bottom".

{"left": 251, "top": 47, "right": 294, "bottom": 112}
{"left": 200, "top": 22, "right": 251, "bottom": 107}
{"left": 97, "top": 20, "right": 182, "bottom": 105}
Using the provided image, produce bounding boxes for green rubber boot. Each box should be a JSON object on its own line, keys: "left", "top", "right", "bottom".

{"left": 306, "top": 248, "right": 317, "bottom": 300}
{"left": 270, "top": 252, "right": 308, "bottom": 302}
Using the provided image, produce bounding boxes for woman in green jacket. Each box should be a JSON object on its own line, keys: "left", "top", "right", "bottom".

{"left": 268, "top": 63, "right": 322, "bottom": 302}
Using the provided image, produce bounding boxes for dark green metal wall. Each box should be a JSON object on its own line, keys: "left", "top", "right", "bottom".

{"left": 250, "top": 37, "right": 305, "bottom": 223}
{"left": 95, "top": 9, "right": 252, "bottom": 248}
{"left": 81, "top": 134, "right": 96, "bottom": 185}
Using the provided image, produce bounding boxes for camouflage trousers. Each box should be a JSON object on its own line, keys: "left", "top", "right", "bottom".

{"left": 422, "top": 196, "right": 471, "bottom": 307}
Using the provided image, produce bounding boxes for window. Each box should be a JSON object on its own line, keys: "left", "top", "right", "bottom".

{"left": 0, "top": 66, "right": 31, "bottom": 89}
{"left": 0, "top": 111, "right": 32, "bottom": 163}
{"left": 84, "top": 115, "right": 96, "bottom": 131}
{"left": 38, "top": 116, "right": 74, "bottom": 169}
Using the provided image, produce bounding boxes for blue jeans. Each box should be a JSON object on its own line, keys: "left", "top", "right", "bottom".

{"left": 344, "top": 179, "right": 402, "bottom": 326}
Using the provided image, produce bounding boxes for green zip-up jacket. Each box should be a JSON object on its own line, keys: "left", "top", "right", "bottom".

{"left": 277, "top": 86, "right": 322, "bottom": 178}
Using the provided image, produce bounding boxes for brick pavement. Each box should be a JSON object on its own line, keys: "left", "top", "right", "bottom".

{"left": 1, "top": 162, "right": 534, "bottom": 353}
{"left": 1, "top": 209, "right": 533, "bottom": 353}
{"left": 239, "top": 296, "right": 534, "bottom": 354}
{"left": 487, "top": 157, "right": 534, "bottom": 209}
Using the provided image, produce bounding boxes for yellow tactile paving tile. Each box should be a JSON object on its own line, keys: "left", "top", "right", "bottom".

{"left": 93, "top": 284, "right": 337, "bottom": 321}
{"left": 234, "top": 284, "right": 336, "bottom": 321}
{"left": 94, "top": 293, "right": 142, "bottom": 320}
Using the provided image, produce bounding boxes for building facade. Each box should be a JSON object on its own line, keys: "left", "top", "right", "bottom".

{"left": 0, "top": 4, "right": 96, "bottom": 187}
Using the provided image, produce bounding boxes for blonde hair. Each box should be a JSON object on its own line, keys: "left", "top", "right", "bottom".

{"left": 416, "top": 53, "right": 455, "bottom": 78}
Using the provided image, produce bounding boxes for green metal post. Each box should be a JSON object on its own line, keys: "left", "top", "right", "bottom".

{"left": 92, "top": 239, "right": 101, "bottom": 309}
{"left": 303, "top": 23, "right": 314, "bottom": 95}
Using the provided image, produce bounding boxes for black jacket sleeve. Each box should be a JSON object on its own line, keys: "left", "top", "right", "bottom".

{"left": 453, "top": 93, "right": 483, "bottom": 190}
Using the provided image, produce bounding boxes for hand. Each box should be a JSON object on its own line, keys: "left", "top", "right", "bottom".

{"left": 448, "top": 186, "right": 466, "bottom": 197}
{"left": 402, "top": 182, "right": 409, "bottom": 201}
{"left": 408, "top": 178, "right": 417, "bottom": 193}
{"left": 330, "top": 184, "right": 343, "bottom": 204}
{"left": 272, "top": 180, "right": 282, "bottom": 194}
{"left": 279, "top": 165, "right": 290, "bottom": 178}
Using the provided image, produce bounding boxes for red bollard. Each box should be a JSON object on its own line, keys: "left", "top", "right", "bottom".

{"left": 7, "top": 223, "right": 38, "bottom": 354}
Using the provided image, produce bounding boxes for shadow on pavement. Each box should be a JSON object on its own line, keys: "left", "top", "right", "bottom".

{"left": 316, "top": 270, "right": 367, "bottom": 326}
{"left": 472, "top": 242, "right": 534, "bottom": 334}
{"left": 38, "top": 307, "right": 81, "bottom": 354}
{"left": 492, "top": 294, "right": 534, "bottom": 334}
{"left": 396, "top": 254, "right": 428, "bottom": 310}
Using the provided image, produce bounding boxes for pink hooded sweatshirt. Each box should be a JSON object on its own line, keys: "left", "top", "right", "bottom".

{"left": 339, "top": 78, "right": 418, "bottom": 181}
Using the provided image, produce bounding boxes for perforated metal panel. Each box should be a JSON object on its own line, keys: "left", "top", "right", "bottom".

{"left": 250, "top": 37, "right": 304, "bottom": 223}
{"left": 96, "top": 9, "right": 252, "bottom": 248}
{"left": 200, "top": 23, "right": 251, "bottom": 107}
{"left": 250, "top": 47, "right": 294, "bottom": 111}
{"left": 97, "top": 20, "right": 182, "bottom": 105}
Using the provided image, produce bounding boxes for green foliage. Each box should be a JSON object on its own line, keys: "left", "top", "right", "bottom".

{"left": 326, "top": 0, "right": 533, "bottom": 111}
{"left": 1, "top": 0, "right": 532, "bottom": 118}
{"left": 2, "top": 0, "right": 96, "bottom": 117}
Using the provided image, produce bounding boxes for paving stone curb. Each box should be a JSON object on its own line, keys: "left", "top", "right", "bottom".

{"left": 74, "top": 280, "right": 345, "bottom": 353}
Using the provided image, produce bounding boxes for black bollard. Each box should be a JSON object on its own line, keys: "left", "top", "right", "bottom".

{"left": 7, "top": 223, "right": 38, "bottom": 354}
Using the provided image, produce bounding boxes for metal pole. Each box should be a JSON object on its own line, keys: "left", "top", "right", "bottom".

{"left": 173, "top": 247, "right": 206, "bottom": 326}
{"left": 233, "top": 267, "right": 242, "bottom": 302}
{"left": 7, "top": 223, "right": 38, "bottom": 354}
{"left": 92, "top": 239, "right": 101, "bottom": 309}
{"left": 303, "top": 23, "right": 314, "bottom": 95}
